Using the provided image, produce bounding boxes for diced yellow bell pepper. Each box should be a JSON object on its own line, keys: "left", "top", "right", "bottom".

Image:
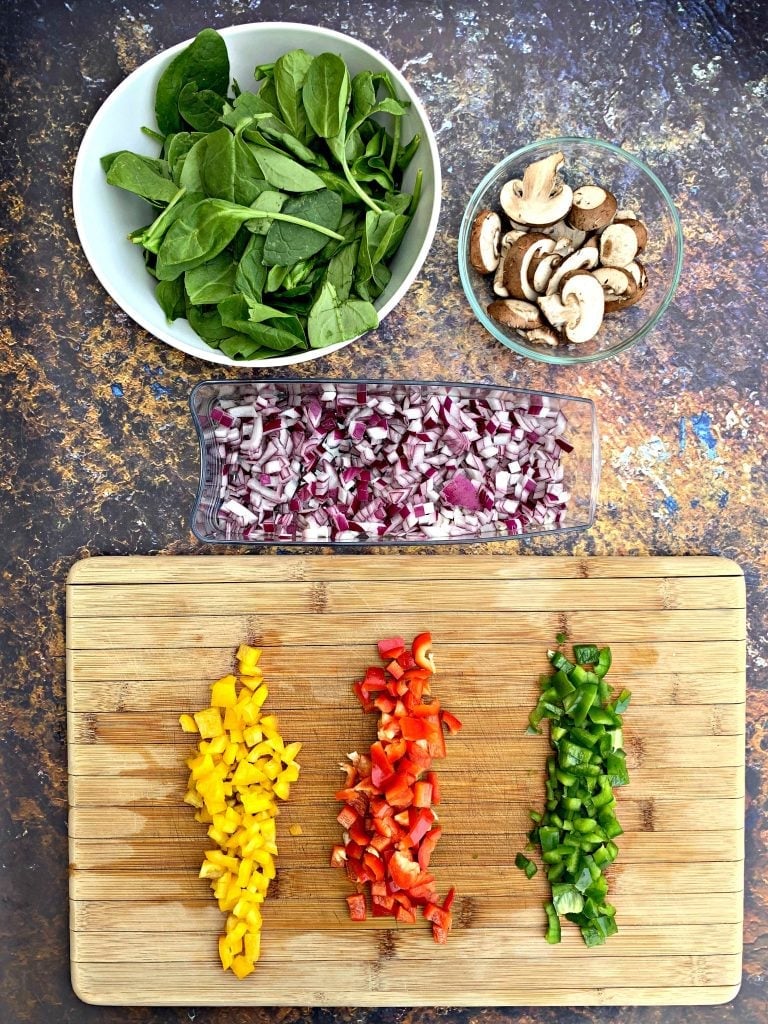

{"left": 211, "top": 675, "right": 238, "bottom": 708}
{"left": 231, "top": 955, "right": 255, "bottom": 980}
{"left": 208, "top": 734, "right": 228, "bottom": 755}
{"left": 178, "top": 713, "right": 198, "bottom": 733}
{"left": 281, "top": 763, "right": 300, "bottom": 783}
{"left": 244, "top": 932, "right": 261, "bottom": 962}
{"left": 193, "top": 707, "right": 224, "bottom": 739}
{"left": 242, "top": 725, "right": 263, "bottom": 747}
{"left": 218, "top": 935, "right": 234, "bottom": 970}
{"left": 250, "top": 684, "right": 269, "bottom": 710}
{"left": 282, "top": 741, "right": 302, "bottom": 762}
{"left": 236, "top": 643, "right": 261, "bottom": 668}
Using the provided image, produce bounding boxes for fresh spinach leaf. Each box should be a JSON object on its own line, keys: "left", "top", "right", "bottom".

{"left": 155, "top": 28, "right": 230, "bottom": 136}
{"left": 218, "top": 294, "right": 308, "bottom": 351}
{"left": 324, "top": 240, "right": 358, "bottom": 300}
{"left": 178, "top": 82, "right": 227, "bottom": 133}
{"left": 129, "top": 189, "right": 200, "bottom": 253}
{"left": 246, "top": 190, "right": 287, "bottom": 234}
{"left": 184, "top": 251, "right": 237, "bottom": 304}
{"left": 307, "top": 281, "right": 377, "bottom": 348}
{"left": 105, "top": 152, "right": 179, "bottom": 204}
{"left": 274, "top": 49, "right": 314, "bottom": 141}
{"left": 253, "top": 62, "right": 275, "bottom": 82}
{"left": 233, "top": 136, "right": 271, "bottom": 205}
{"left": 351, "top": 71, "right": 376, "bottom": 121}
{"left": 195, "top": 127, "right": 236, "bottom": 200}
{"left": 164, "top": 132, "right": 204, "bottom": 184}
{"left": 245, "top": 144, "right": 325, "bottom": 192}
{"left": 396, "top": 133, "right": 421, "bottom": 171}
{"left": 265, "top": 265, "right": 291, "bottom": 293}
{"left": 302, "top": 53, "right": 350, "bottom": 139}
{"left": 155, "top": 278, "right": 186, "bottom": 321}
{"left": 235, "top": 234, "right": 267, "bottom": 302}
{"left": 101, "top": 150, "right": 167, "bottom": 175}
{"left": 262, "top": 189, "right": 343, "bottom": 266}
{"left": 156, "top": 198, "right": 255, "bottom": 280}
{"left": 316, "top": 169, "right": 362, "bottom": 204}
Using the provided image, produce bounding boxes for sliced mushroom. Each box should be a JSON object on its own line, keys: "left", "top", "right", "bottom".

{"left": 592, "top": 266, "right": 638, "bottom": 312}
{"left": 625, "top": 260, "right": 648, "bottom": 290}
{"left": 469, "top": 209, "right": 502, "bottom": 275}
{"left": 528, "top": 251, "right": 563, "bottom": 295}
{"left": 553, "top": 237, "right": 575, "bottom": 257}
{"left": 541, "top": 219, "right": 588, "bottom": 248}
{"left": 500, "top": 152, "right": 574, "bottom": 227}
{"left": 614, "top": 208, "right": 638, "bottom": 221}
{"left": 567, "top": 185, "right": 617, "bottom": 232}
{"left": 492, "top": 231, "right": 525, "bottom": 297}
{"left": 560, "top": 272, "right": 605, "bottom": 344}
{"left": 614, "top": 217, "right": 648, "bottom": 251}
{"left": 487, "top": 299, "right": 544, "bottom": 330}
{"left": 525, "top": 325, "right": 560, "bottom": 347}
{"left": 545, "top": 245, "right": 600, "bottom": 295}
{"left": 502, "top": 233, "right": 555, "bottom": 301}
{"left": 538, "top": 291, "right": 579, "bottom": 330}
{"left": 599, "top": 222, "right": 639, "bottom": 267}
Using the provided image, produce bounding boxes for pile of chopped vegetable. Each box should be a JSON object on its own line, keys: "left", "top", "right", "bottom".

{"left": 180, "top": 644, "right": 301, "bottom": 979}
{"left": 208, "top": 381, "right": 574, "bottom": 542}
{"left": 332, "top": 632, "right": 461, "bottom": 943}
{"left": 518, "top": 643, "right": 631, "bottom": 947}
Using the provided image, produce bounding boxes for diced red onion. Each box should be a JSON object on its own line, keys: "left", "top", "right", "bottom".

{"left": 208, "top": 384, "right": 577, "bottom": 542}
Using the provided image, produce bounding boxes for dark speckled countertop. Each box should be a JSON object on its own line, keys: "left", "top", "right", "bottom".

{"left": 1, "top": 0, "right": 766, "bottom": 1021}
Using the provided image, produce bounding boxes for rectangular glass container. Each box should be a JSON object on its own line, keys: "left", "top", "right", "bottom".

{"left": 189, "top": 378, "right": 600, "bottom": 546}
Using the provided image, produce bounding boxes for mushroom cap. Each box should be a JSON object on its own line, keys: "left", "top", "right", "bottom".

{"left": 567, "top": 184, "right": 617, "bottom": 232}
{"left": 614, "top": 217, "right": 648, "bottom": 252}
{"left": 599, "top": 222, "right": 639, "bottom": 267}
{"left": 545, "top": 245, "right": 600, "bottom": 295}
{"left": 525, "top": 325, "right": 560, "bottom": 347}
{"left": 487, "top": 299, "right": 544, "bottom": 330}
{"left": 560, "top": 272, "right": 605, "bottom": 344}
{"left": 469, "top": 209, "right": 502, "bottom": 275}
{"left": 500, "top": 152, "right": 574, "bottom": 228}
{"left": 528, "top": 251, "right": 563, "bottom": 295}
{"left": 492, "top": 231, "right": 525, "bottom": 296}
{"left": 592, "top": 266, "right": 638, "bottom": 312}
{"left": 502, "top": 233, "right": 555, "bottom": 301}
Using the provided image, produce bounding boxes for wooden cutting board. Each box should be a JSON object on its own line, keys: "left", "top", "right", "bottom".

{"left": 67, "top": 555, "right": 746, "bottom": 1007}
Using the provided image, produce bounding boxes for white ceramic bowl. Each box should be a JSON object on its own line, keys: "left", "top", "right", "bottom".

{"left": 73, "top": 22, "right": 442, "bottom": 367}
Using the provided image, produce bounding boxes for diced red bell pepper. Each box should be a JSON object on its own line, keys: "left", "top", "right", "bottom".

{"left": 441, "top": 710, "right": 463, "bottom": 735}
{"left": 412, "top": 632, "right": 435, "bottom": 673}
{"left": 349, "top": 817, "right": 370, "bottom": 847}
{"left": 388, "top": 851, "right": 425, "bottom": 891}
{"left": 406, "top": 743, "right": 433, "bottom": 772}
{"left": 396, "top": 650, "right": 416, "bottom": 671}
{"left": 417, "top": 826, "right": 442, "bottom": 870}
{"left": 432, "top": 920, "right": 450, "bottom": 944}
{"left": 330, "top": 844, "right": 348, "bottom": 868}
{"left": 386, "top": 659, "right": 404, "bottom": 679}
{"left": 410, "top": 700, "right": 441, "bottom": 717}
{"left": 400, "top": 716, "right": 428, "bottom": 741}
{"left": 395, "top": 903, "right": 417, "bottom": 924}
{"left": 373, "top": 693, "right": 396, "bottom": 714}
{"left": 363, "top": 851, "right": 385, "bottom": 881}
{"left": 408, "top": 807, "right": 435, "bottom": 845}
{"left": 383, "top": 772, "right": 414, "bottom": 808}
{"left": 346, "top": 893, "right": 366, "bottom": 921}
{"left": 427, "top": 770, "right": 441, "bottom": 805}
{"left": 337, "top": 805, "right": 359, "bottom": 830}
{"left": 370, "top": 833, "right": 393, "bottom": 853}
{"left": 423, "top": 715, "right": 446, "bottom": 759}
{"left": 369, "top": 741, "right": 394, "bottom": 788}
{"left": 372, "top": 901, "right": 396, "bottom": 917}
{"left": 392, "top": 890, "right": 413, "bottom": 909}
{"left": 378, "top": 636, "right": 405, "bottom": 660}
{"left": 384, "top": 738, "right": 407, "bottom": 763}
{"left": 413, "top": 780, "right": 433, "bottom": 808}
{"left": 362, "top": 665, "right": 387, "bottom": 692}
{"left": 353, "top": 681, "right": 375, "bottom": 712}
{"left": 442, "top": 886, "right": 456, "bottom": 912}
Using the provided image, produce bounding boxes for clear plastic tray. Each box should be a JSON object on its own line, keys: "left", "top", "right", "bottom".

{"left": 190, "top": 378, "right": 600, "bottom": 546}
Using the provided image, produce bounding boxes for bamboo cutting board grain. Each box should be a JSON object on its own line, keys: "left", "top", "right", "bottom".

{"left": 66, "top": 556, "right": 746, "bottom": 1007}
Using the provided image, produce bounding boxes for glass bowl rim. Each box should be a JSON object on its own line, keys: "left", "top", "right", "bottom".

{"left": 189, "top": 376, "right": 600, "bottom": 546}
{"left": 458, "top": 136, "right": 685, "bottom": 366}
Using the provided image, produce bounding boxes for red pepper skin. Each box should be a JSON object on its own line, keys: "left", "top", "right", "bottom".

{"left": 417, "top": 826, "right": 442, "bottom": 870}
{"left": 330, "top": 844, "right": 347, "bottom": 868}
{"left": 427, "top": 771, "right": 441, "bottom": 804}
{"left": 413, "top": 780, "right": 433, "bottom": 808}
{"left": 347, "top": 893, "right": 367, "bottom": 921}
{"left": 378, "top": 637, "right": 405, "bottom": 659}
{"left": 441, "top": 710, "right": 463, "bottom": 735}
{"left": 412, "top": 632, "right": 435, "bottom": 673}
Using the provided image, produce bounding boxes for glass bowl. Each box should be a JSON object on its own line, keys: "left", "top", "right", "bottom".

{"left": 458, "top": 137, "right": 684, "bottom": 365}
{"left": 190, "top": 378, "right": 599, "bottom": 546}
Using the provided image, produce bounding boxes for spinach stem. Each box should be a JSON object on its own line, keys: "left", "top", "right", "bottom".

{"left": 248, "top": 209, "right": 345, "bottom": 240}
{"left": 340, "top": 151, "right": 382, "bottom": 214}
{"left": 388, "top": 116, "right": 401, "bottom": 176}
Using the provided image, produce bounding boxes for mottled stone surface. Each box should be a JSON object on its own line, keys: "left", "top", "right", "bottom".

{"left": 0, "top": 0, "right": 766, "bottom": 1021}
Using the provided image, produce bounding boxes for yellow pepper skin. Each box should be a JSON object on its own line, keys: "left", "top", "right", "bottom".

{"left": 181, "top": 646, "right": 301, "bottom": 978}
